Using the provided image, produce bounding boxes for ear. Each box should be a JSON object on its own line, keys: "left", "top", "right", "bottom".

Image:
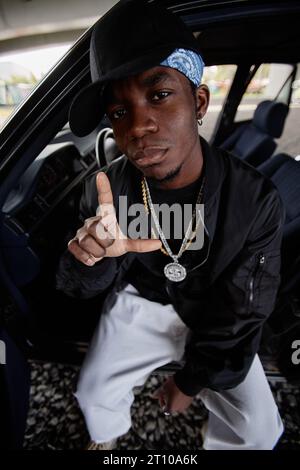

{"left": 195, "top": 84, "right": 210, "bottom": 120}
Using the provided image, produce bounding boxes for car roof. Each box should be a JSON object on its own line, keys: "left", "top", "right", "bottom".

{"left": 156, "top": 0, "right": 300, "bottom": 65}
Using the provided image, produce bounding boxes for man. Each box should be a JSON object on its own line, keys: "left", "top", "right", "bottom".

{"left": 56, "top": 0, "right": 284, "bottom": 450}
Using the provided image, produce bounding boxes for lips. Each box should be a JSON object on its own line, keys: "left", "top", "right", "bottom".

{"left": 134, "top": 147, "right": 168, "bottom": 166}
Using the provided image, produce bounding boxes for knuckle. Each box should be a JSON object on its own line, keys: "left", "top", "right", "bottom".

{"left": 67, "top": 237, "right": 76, "bottom": 248}
{"left": 67, "top": 241, "right": 76, "bottom": 254}
{"left": 95, "top": 245, "right": 106, "bottom": 257}
{"left": 86, "top": 222, "right": 98, "bottom": 238}
{"left": 76, "top": 226, "right": 87, "bottom": 241}
{"left": 78, "top": 234, "right": 107, "bottom": 258}
{"left": 85, "top": 216, "right": 100, "bottom": 228}
{"left": 78, "top": 235, "right": 91, "bottom": 250}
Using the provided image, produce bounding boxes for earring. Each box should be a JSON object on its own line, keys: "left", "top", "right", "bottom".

{"left": 197, "top": 118, "right": 203, "bottom": 126}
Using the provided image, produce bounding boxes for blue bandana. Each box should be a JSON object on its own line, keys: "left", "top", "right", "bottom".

{"left": 160, "top": 48, "right": 205, "bottom": 87}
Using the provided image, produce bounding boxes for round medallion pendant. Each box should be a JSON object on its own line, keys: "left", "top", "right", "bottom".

{"left": 164, "top": 262, "right": 187, "bottom": 282}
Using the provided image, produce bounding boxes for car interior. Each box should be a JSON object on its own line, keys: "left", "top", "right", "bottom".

{"left": 1, "top": 0, "right": 300, "bottom": 448}
{"left": 220, "top": 100, "right": 289, "bottom": 167}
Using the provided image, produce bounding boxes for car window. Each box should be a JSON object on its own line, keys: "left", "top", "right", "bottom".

{"left": 0, "top": 45, "right": 71, "bottom": 130}
{"left": 233, "top": 63, "right": 300, "bottom": 156}
{"left": 235, "top": 63, "right": 294, "bottom": 123}
{"left": 201, "top": 65, "right": 237, "bottom": 141}
{"left": 276, "top": 63, "right": 300, "bottom": 156}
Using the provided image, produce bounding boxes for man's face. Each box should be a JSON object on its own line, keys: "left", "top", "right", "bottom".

{"left": 105, "top": 66, "right": 209, "bottom": 184}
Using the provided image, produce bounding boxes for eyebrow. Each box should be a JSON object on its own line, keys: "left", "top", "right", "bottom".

{"left": 105, "top": 71, "right": 175, "bottom": 107}
{"left": 140, "top": 71, "right": 176, "bottom": 87}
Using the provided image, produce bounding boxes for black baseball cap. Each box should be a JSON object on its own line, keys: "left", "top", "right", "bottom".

{"left": 68, "top": 0, "right": 201, "bottom": 137}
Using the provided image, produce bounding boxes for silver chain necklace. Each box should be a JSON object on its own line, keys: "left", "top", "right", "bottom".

{"left": 142, "top": 175, "right": 205, "bottom": 282}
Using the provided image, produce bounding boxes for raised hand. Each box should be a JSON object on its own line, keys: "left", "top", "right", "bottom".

{"left": 68, "top": 172, "right": 162, "bottom": 266}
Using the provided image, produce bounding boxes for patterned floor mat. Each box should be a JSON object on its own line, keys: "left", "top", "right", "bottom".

{"left": 23, "top": 361, "right": 300, "bottom": 450}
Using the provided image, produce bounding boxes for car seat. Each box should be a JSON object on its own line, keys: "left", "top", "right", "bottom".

{"left": 221, "top": 100, "right": 289, "bottom": 167}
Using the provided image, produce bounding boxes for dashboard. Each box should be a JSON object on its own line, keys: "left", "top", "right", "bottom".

{"left": 0, "top": 129, "right": 103, "bottom": 288}
{"left": 3, "top": 142, "right": 98, "bottom": 234}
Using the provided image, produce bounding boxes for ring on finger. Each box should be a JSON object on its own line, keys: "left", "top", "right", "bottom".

{"left": 86, "top": 253, "right": 97, "bottom": 263}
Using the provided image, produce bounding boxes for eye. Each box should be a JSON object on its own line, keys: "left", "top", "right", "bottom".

{"left": 110, "top": 108, "right": 127, "bottom": 120}
{"left": 152, "top": 91, "right": 171, "bottom": 101}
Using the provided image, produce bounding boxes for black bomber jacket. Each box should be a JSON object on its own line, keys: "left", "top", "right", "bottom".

{"left": 56, "top": 137, "right": 285, "bottom": 396}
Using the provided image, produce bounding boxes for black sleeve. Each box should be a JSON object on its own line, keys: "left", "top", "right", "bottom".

{"left": 55, "top": 170, "right": 119, "bottom": 299}
{"left": 174, "top": 189, "right": 285, "bottom": 396}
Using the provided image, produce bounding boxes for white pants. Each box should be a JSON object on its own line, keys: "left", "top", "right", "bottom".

{"left": 75, "top": 283, "right": 284, "bottom": 450}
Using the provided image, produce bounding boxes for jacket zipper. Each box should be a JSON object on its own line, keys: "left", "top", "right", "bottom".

{"left": 248, "top": 253, "right": 265, "bottom": 311}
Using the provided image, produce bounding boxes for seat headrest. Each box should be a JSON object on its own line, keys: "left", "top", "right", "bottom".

{"left": 253, "top": 100, "right": 288, "bottom": 138}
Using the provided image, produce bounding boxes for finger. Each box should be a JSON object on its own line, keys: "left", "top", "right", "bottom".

{"left": 126, "top": 238, "right": 162, "bottom": 253}
{"left": 84, "top": 216, "right": 101, "bottom": 227}
{"left": 96, "top": 202, "right": 116, "bottom": 218}
{"left": 95, "top": 222, "right": 116, "bottom": 245}
{"left": 77, "top": 234, "right": 107, "bottom": 259}
{"left": 88, "top": 221, "right": 116, "bottom": 247}
{"left": 96, "top": 172, "right": 115, "bottom": 218}
{"left": 159, "top": 394, "right": 167, "bottom": 409}
{"left": 152, "top": 388, "right": 165, "bottom": 408}
{"left": 84, "top": 214, "right": 117, "bottom": 238}
{"left": 100, "top": 213, "right": 117, "bottom": 232}
{"left": 77, "top": 223, "right": 113, "bottom": 249}
{"left": 152, "top": 388, "right": 161, "bottom": 399}
{"left": 97, "top": 214, "right": 118, "bottom": 239}
{"left": 68, "top": 239, "right": 101, "bottom": 266}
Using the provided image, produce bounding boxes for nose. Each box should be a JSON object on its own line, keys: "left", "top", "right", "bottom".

{"left": 127, "top": 105, "right": 158, "bottom": 140}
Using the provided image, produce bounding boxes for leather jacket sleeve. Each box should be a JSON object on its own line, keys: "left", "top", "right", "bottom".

{"left": 174, "top": 189, "right": 285, "bottom": 395}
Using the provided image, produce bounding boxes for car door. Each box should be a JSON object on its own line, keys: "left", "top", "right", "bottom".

{"left": 0, "top": 26, "right": 95, "bottom": 449}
